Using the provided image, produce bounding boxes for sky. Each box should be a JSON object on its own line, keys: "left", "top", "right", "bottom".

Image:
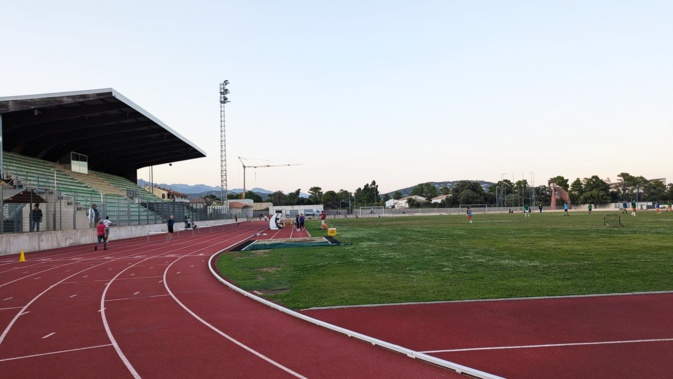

{"left": 1, "top": 1, "right": 672, "bottom": 194}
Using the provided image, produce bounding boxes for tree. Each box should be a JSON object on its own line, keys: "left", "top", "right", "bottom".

{"left": 321, "top": 190, "right": 339, "bottom": 209}
{"left": 286, "top": 189, "right": 303, "bottom": 206}
{"left": 666, "top": 184, "right": 673, "bottom": 200}
{"left": 644, "top": 179, "right": 666, "bottom": 201}
{"left": 617, "top": 172, "right": 635, "bottom": 201}
{"left": 569, "top": 178, "right": 583, "bottom": 204}
{"left": 267, "top": 191, "right": 287, "bottom": 205}
{"left": 578, "top": 176, "right": 611, "bottom": 204}
{"left": 201, "top": 194, "right": 219, "bottom": 206}
{"left": 450, "top": 181, "right": 485, "bottom": 206}
{"left": 243, "top": 191, "right": 263, "bottom": 202}
{"left": 410, "top": 182, "right": 439, "bottom": 201}
{"left": 392, "top": 191, "right": 403, "bottom": 200}
{"left": 308, "top": 186, "right": 323, "bottom": 204}
{"left": 632, "top": 176, "right": 648, "bottom": 202}
{"left": 354, "top": 180, "right": 380, "bottom": 206}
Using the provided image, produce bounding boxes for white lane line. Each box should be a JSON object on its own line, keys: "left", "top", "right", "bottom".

{"left": 162, "top": 242, "right": 307, "bottom": 378}
{"left": 104, "top": 294, "right": 170, "bottom": 302}
{"left": 0, "top": 344, "right": 113, "bottom": 362}
{"left": 42, "top": 332, "right": 56, "bottom": 339}
{"left": 69, "top": 294, "right": 78, "bottom": 298}
{"left": 19, "top": 311, "right": 30, "bottom": 316}
{"left": 0, "top": 307, "right": 24, "bottom": 311}
{"left": 3, "top": 297, "right": 12, "bottom": 301}
{"left": 133, "top": 292, "right": 140, "bottom": 295}
{"left": 422, "top": 337, "right": 673, "bottom": 353}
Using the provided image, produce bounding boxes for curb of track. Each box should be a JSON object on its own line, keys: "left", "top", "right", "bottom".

{"left": 207, "top": 250, "right": 504, "bottom": 379}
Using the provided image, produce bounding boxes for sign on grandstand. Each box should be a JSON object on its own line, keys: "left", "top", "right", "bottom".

{"left": 70, "top": 152, "right": 88, "bottom": 174}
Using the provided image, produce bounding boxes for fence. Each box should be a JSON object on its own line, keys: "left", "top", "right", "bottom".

{"left": 0, "top": 186, "right": 232, "bottom": 234}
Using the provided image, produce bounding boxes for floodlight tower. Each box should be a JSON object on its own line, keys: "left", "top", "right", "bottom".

{"left": 219, "top": 80, "right": 230, "bottom": 212}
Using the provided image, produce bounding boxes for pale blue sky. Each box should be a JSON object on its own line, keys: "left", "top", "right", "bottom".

{"left": 2, "top": 1, "right": 671, "bottom": 194}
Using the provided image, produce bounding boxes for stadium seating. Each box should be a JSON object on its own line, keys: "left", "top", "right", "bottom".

{"left": 3, "top": 152, "right": 166, "bottom": 227}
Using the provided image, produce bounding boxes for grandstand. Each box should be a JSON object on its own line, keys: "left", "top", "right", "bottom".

{"left": 0, "top": 88, "right": 221, "bottom": 253}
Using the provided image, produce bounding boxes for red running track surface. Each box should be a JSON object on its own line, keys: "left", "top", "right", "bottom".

{"left": 0, "top": 222, "right": 467, "bottom": 378}
{"left": 303, "top": 293, "right": 673, "bottom": 378}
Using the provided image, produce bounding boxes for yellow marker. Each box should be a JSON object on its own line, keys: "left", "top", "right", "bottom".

{"left": 19, "top": 250, "right": 26, "bottom": 262}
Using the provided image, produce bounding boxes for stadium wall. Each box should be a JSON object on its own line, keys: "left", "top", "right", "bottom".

{"left": 0, "top": 219, "right": 233, "bottom": 257}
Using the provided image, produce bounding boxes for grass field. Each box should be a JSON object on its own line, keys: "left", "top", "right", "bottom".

{"left": 216, "top": 210, "right": 673, "bottom": 310}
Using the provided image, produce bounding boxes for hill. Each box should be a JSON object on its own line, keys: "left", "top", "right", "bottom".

{"left": 385, "top": 180, "right": 494, "bottom": 197}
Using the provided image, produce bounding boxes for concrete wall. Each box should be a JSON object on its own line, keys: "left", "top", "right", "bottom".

{"left": 0, "top": 219, "right": 234, "bottom": 257}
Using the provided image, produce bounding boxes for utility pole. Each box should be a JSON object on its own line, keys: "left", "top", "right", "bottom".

{"left": 219, "top": 80, "right": 230, "bottom": 213}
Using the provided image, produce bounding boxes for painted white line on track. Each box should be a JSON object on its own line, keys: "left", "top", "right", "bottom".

{"left": 69, "top": 294, "right": 78, "bottom": 298}
{"left": 422, "top": 337, "right": 673, "bottom": 353}
{"left": 133, "top": 292, "right": 140, "bottom": 295}
{"left": 42, "top": 332, "right": 56, "bottom": 339}
{"left": 3, "top": 297, "right": 12, "bottom": 301}
{"left": 20, "top": 311, "right": 30, "bottom": 316}
{"left": 163, "top": 239, "right": 308, "bottom": 379}
{"left": 0, "top": 307, "right": 23, "bottom": 311}
{"left": 0, "top": 344, "right": 113, "bottom": 362}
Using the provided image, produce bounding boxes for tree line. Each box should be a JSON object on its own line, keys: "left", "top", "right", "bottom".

{"left": 203, "top": 174, "right": 673, "bottom": 210}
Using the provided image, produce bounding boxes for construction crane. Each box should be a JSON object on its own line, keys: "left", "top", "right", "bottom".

{"left": 238, "top": 157, "right": 302, "bottom": 199}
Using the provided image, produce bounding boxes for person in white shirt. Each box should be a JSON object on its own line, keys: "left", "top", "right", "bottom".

{"left": 103, "top": 216, "right": 112, "bottom": 241}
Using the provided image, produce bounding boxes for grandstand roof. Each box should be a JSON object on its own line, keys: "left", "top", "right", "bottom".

{"left": 0, "top": 88, "right": 206, "bottom": 181}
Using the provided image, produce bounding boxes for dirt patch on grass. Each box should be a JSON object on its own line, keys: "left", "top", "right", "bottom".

{"left": 257, "top": 267, "right": 280, "bottom": 272}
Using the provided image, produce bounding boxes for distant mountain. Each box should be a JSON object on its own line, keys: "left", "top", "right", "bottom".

{"left": 136, "top": 179, "right": 306, "bottom": 200}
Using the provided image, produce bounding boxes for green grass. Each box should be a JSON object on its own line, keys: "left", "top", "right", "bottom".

{"left": 216, "top": 211, "right": 673, "bottom": 309}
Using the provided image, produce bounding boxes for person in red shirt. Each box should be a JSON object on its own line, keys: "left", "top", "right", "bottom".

{"left": 94, "top": 220, "right": 107, "bottom": 251}
{"left": 320, "top": 211, "right": 326, "bottom": 229}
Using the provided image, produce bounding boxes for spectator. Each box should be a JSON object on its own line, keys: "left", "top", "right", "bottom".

{"left": 30, "top": 204, "right": 43, "bottom": 232}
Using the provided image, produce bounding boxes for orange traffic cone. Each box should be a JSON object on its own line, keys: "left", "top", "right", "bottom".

{"left": 19, "top": 250, "right": 26, "bottom": 262}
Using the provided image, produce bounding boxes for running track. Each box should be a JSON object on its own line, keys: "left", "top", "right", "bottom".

{"left": 2, "top": 221, "right": 672, "bottom": 378}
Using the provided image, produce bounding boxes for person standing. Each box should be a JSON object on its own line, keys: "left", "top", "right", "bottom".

{"left": 466, "top": 207, "right": 472, "bottom": 223}
{"left": 299, "top": 213, "right": 305, "bottom": 231}
{"left": 524, "top": 204, "right": 530, "bottom": 217}
{"left": 88, "top": 204, "right": 100, "bottom": 228}
{"left": 167, "top": 215, "right": 175, "bottom": 240}
{"left": 588, "top": 204, "right": 593, "bottom": 215}
{"left": 667, "top": 200, "right": 672, "bottom": 213}
{"left": 320, "top": 210, "right": 326, "bottom": 229}
{"left": 538, "top": 204, "right": 543, "bottom": 213}
{"left": 563, "top": 202, "right": 569, "bottom": 216}
{"left": 622, "top": 201, "right": 628, "bottom": 214}
{"left": 103, "top": 216, "right": 112, "bottom": 242}
{"left": 655, "top": 201, "right": 661, "bottom": 214}
{"left": 30, "top": 204, "right": 43, "bottom": 232}
{"left": 631, "top": 200, "right": 637, "bottom": 216}
{"left": 94, "top": 220, "right": 107, "bottom": 251}
{"left": 295, "top": 214, "right": 300, "bottom": 231}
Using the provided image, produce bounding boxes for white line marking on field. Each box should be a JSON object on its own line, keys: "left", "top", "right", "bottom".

{"left": 19, "top": 311, "right": 30, "bottom": 316}
{"left": 42, "top": 332, "right": 56, "bottom": 339}
{"left": 422, "top": 337, "right": 673, "bottom": 353}
{"left": 133, "top": 292, "right": 140, "bottom": 295}
{"left": 82, "top": 275, "right": 88, "bottom": 278}
{"left": 3, "top": 297, "right": 12, "bottom": 301}
{"left": 69, "top": 294, "right": 78, "bottom": 298}
{"left": 34, "top": 277, "right": 41, "bottom": 280}
{"left": 0, "top": 344, "right": 112, "bottom": 362}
